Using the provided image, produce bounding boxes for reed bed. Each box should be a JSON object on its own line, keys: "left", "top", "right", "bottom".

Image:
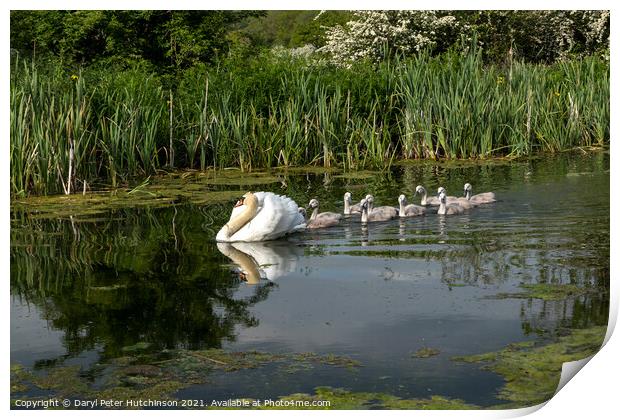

{"left": 10, "top": 47, "right": 609, "bottom": 196}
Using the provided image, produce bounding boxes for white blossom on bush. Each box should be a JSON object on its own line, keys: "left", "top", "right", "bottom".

{"left": 530, "top": 11, "right": 610, "bottom": 61}
{"left": 318, "top": 10, "right": 609, "bottom": 66}
{"left": 319, "top": 11, "right": 462, "bottom": 66}
{"left": 272, "top": 44, "right": 317, "bottom": 59}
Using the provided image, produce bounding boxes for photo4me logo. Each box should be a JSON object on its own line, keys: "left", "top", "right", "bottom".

{"left": 210, "top": 399, "right": 330, "bottom": 408}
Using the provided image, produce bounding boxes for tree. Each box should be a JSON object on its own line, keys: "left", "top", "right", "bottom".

{"left": 239, "top": 10, "right": 352, "bottom": 48}
{"left": 10, "top": 10, "right": 264, "bottom": 71}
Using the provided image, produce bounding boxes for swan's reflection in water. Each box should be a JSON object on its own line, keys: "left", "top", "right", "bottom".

{"left": 437, "top": 215, "right": 447, "bottom": 241}
{"left": 344, "top": 225, "right": 353, "bottom": 240}
{"left": 217, "top": 241, "right": 302, "bottom": 284}
{"left": 361, "top": 225, "right": 369, "bottom": 246}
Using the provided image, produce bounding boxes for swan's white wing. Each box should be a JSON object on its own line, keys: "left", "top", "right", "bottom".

{"left": 404, "top": 204, "right": 426, "bottom": 215}
{"left": 448, "top": 197, "right": 476, "bottom": 209}
{"left": 471, "top": 192, "right": 496, "bottom": 204}
{"left": 425, "top": 196, "right": 441, "bottom": 206}
{"left": 349, "top": 203, "right": 362, "bottom": 213}
{"left": 371, "top": 206, "right": 398, "bottom": 218}
{"left": 264, "top": 193, "right": 306, "bottom": 240}
{"left": 229, "top": 192, "right": 305, "bottom": 241}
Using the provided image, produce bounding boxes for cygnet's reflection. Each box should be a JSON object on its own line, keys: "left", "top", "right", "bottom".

{"left": 361, "top": 225, "right": 369, "bottom": 246}
{"left": 217, "top": 241, "right": 302, "bottom": 284}
{"left": 438, "top": 215, "right": 447, "bottom": 239}
{"left": 398, "top": 219, "right": 406, "bottom": 241}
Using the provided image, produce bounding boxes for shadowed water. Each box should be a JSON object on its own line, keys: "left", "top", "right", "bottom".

{"left": 10, "top": 152, "right": 609, "bottom": 407}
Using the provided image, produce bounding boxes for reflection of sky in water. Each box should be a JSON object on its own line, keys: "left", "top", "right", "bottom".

{"left": 11, "top": 299, "right": 66, "bottom": 365}
{"left": 10, "top": 152, "right": 609, "bottom": 405}
{"left": 228, "top": 250, "right": 524, "bottom": 348}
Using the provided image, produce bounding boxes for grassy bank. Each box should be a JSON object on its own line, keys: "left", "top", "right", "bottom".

{"left": 10, "top": 46, "right": 609, "bottom": 196}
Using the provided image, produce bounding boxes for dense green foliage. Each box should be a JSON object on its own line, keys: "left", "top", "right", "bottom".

{"left": 12, "top": 10, "right": 610, "bottom": 71}
{"left": 10, "top": 10, "right": 264, "bottom": 74}
{"left": 10, "top": 11, "right": 610, "bottom": 196}
{"left": 240, "top": 11, "right": 352, "bottom": 49}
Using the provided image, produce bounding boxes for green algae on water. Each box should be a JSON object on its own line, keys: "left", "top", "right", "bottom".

{"left": 10, "top": 348, "right": 364, "bottom": 408}
{"left": 260, "top": 387, "right": 479, "bottom": 410}
{"left": 159, "top": 169, "right": 282, "bottom": 186}
{"left": 11, "top": 364, "right": 34, "bottom": 394}
{"left": 452, "top": 326, "right": 606, "bottom": 407}
{"left": 488, "top": 283, "right": 598, "bottom": 301}
{"left": 413, "top": 347, "right": 441, "bottom": 358}
{"left": 11, "top": 188, "right": 246, "bottom": 220}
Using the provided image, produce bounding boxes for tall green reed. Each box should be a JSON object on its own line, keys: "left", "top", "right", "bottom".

{"left": 10, "top": 60, "right": 96, "bottom": 195}
{"left": 11, "top": 48, "right": 609, "bottom": 196}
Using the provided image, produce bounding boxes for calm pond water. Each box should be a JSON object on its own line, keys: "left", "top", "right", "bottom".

{"left": 10, "top": 152, "right": 609, "bottom": 407}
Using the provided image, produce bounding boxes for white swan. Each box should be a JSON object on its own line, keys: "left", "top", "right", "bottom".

{"left": 398, "top": 194, "right": 426, "bottom": 217}
{"left": 437, "top": 191, "right": 466, "bottom": 215}
{"left": 366, "top": 194, "right": 398, "bottom": 220}
{"left": 360, "top": 197, "right": 395, "bottom": 223}
{"left": 464, "top": 183, "right": 496, "bottom": 204}
{"left": 343, "top": 192, "right": 362, "bottom": 215}
{"left": 415, "top": 185, "right": 440, "bottom": 206}
{"left": 437, "top": 187, "right": 476, "bottom": 209}
{"left": 216, "top": 192, "right": 306, "bottom": 242}
{"left": 307, "top": 198, "right": 342, "bottom": 229}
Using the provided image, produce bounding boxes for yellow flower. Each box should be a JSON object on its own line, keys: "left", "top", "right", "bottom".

{"left": 70, "top": 74, "right": 79, "bottom": 81}
{"left": 554, "top": 91, "right": 560, "bottom": 97}
{"left": 496, "top": 75, "right": 505, "bottom": 85}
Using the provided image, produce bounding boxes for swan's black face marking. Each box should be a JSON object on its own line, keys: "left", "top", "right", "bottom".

{"left": 234, "top": 197, "right": 245, "bottom": 207}
{"left": 308, "top": 199, "right": 319, "bottom": 209}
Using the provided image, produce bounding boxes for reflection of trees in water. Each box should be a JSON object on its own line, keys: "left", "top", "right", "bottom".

{"left": 437, "top": 218, "right": 608, "bottom": 289}
{"left": 434, "top": 213, "right": 609, "bottom": 335}
{"left": 10, "top": 205, "right": 275, "bottom": 363}
{"left": 518, "top": 293, "right": 609, "bottom": 338}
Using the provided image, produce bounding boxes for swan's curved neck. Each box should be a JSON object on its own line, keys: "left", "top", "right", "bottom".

{"left": 399, "top": 200, "right": 406, "bottom": 217}
{"left": 223, "top": 194, "right": 258, "bottom": 238}
{"left": 344, "top": 196, "right": 351, "bottom": 214}
{"left": 310, "top": 207, "right": 319, "bottom": 220}
{"left": 420, "top": 189, "right": 428, "bottom": 206}
{"left": 361, "top": 205, "right": 368, "bottom": 224}
{"left": 465, "top": 190, "right": 472, "bottom": 200}
{"left": 438, "top": 199, "right": 446, "bottom": 214}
